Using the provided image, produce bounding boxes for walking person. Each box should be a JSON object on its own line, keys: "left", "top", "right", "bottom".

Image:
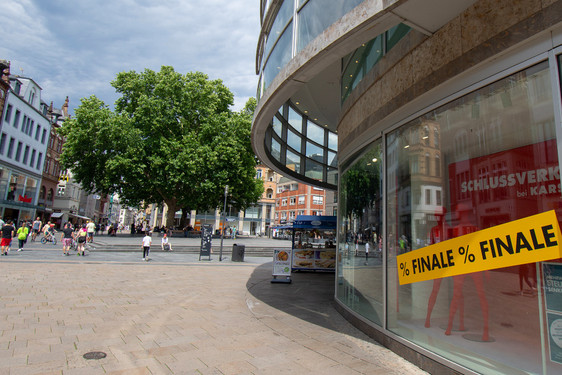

{"left": 142, "top": 231, "right": 152, "bottom": 261}
{"left": 76, "top": 224, "right": 87, "bottom": 256}
{"left": 16, "top": 222, "right": 29, "bottom": 252}
{"left": 60, "top": 223, "right": 75, "bottom": 256}
{"left": 364, "top": 241, "right": 370, "bottom": 265}
{"left": 1, "top": 220, "right": 14, "bottom": 256}
{"left": 31, "top": 217, "right": 42, "bottom": 241}
{"left": 86, "top": 220, "right": 95, "bottom": 243}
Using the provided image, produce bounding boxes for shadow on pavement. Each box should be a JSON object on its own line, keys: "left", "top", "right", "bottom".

{"left": 245, "top": 262, "right": 372, "bottom": 341}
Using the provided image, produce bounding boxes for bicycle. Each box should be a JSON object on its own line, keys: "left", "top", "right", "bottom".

{"left": 41, "top": 232, "right": 57, "bottom": 245}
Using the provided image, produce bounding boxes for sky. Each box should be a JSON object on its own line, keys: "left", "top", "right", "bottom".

{"left": 0, "top": 0, "right": 260, "bottom": 115}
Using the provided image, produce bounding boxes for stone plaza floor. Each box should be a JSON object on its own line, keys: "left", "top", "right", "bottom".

{"left": 0, "top": 238, "right": 427, "bottom": 374}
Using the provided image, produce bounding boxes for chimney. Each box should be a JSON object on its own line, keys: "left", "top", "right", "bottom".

{"left": 62, "top": 96, "right": 69, "bottom": 117}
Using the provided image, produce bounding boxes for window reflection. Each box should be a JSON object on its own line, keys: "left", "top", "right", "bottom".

{"left": 337, "top": 141, "right": 383, "bottom": 325}
{"left": 386, "top": 61, "right": 557, "bottom": 374}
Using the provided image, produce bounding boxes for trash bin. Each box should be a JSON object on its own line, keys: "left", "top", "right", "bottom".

{"left": 232, "top": 244, "right": 245, "bottom": 262}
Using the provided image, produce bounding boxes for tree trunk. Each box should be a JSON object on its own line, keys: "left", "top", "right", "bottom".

{"left": 179, "top": 207, "right": 190, "bottom": 229}
{"left": 164, "top": 199, "right": 178, "bottom": 229}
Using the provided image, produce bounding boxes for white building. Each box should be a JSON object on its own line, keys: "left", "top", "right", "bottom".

{"left": 0, "top": 74, "right": 50, "bottom": 223}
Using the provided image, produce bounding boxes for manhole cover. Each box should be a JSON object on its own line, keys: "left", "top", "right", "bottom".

{"left": 83, "top": 351, "right": 107, "bottom": 360}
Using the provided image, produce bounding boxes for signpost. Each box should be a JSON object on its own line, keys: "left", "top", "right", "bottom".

{"left": 199, "top": 224, "right": 212, "bottom": 261}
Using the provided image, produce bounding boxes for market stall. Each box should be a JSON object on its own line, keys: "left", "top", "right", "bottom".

{"left": 291, "top": 215, "right": 336, "bottom": 271}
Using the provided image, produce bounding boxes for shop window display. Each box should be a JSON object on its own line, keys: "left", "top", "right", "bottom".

{"left": 337, "top": 141, "right": 383, "bottom": 326}
{"left": 386, "top": 61, "right": 561, "bottom": 374}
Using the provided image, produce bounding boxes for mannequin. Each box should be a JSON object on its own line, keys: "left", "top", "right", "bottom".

{"left": 444, "top": 206, "right": 490, "bottom": 341}
{"left": 424, "top": 208, "right": 455, "bottom": 328}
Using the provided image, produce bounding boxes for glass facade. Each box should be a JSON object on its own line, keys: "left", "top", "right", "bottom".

{"left": 341, "top": 24, "right": 410, "bottom": 102}
{"left": 337, "top": 59, "right": 562, "bottom": 374}
{"left": 265, "top": 101, "right": 338, "bottom": 188}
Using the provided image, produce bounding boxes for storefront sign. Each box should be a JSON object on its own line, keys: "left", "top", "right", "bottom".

{"left": 397, "top": 210, "right": 562, "bottom": 285}
{"left": 272, "top": 249, "right": 292, "bottom": 276}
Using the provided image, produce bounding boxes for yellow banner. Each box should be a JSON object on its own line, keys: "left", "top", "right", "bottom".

{"left": 397, "top": 210, "right": 562, "bottom": 285}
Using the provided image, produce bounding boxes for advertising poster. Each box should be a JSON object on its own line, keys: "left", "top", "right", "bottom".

{"left": 543, "top": 262, "right": 562, "bottom": 365}
{"left": 547, "top": 312, "right": 562, "bottom": 365}
{"left": 273, "top": 249, "right": 292, "bottom": 277}
{"left": 543, "top": 263, "right": 562, "bottom": 312}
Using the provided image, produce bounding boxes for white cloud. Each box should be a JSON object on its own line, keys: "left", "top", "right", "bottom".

{"left": 0, "top": 0, "right": 260, "bottom": 113}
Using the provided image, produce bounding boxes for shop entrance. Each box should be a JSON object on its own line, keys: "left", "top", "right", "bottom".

{"left": 3, "top": 208, "right": 19, "bottom": 223}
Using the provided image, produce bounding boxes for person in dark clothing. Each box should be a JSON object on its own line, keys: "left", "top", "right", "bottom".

{"left": 1, "top": 220, "right": 15, "bottom": 256}
{"left": 60, "top": 223, "right": 75, "bottom": 256}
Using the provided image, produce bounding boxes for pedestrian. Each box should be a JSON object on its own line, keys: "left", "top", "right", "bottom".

{"left": 364, "top": 241, "right": 370, "bottom": 265}
{"left": 161, "top": 233, "right": 172, "bottom": 251}
{"left": 31, "top": 217, "right": 41, "bottom": 241}
{"left": 60, "top": 223, "right": 75, "bottom": 256}
{"left": 76, "top": 224, "right": 87, "bottom": 255}
{"left": 1, "top": 220, "right": 14, "bottom": 256}
{"left": 142, "top": 231, "right": 152, "bottom": 261}
{"left": 86, "top": 220, "right": 96, "bottom": 243}
{"left": 16, "top": 222, "right": 29, "bottom": 252}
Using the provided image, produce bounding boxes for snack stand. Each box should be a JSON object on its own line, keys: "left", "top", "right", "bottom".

{"left": 291, "top": 215, "right": 337, "bottom": 272}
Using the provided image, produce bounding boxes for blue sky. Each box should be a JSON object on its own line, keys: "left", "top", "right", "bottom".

{"left": 1, "top": 0, "right": 260, "bottom": 114}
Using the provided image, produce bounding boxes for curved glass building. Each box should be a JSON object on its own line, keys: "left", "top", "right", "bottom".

{"left": 252, "top": 1, "right": 562, "bottom": 373}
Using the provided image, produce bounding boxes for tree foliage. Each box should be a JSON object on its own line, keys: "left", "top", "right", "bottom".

{"left": 59, "top": 66, "right": 263, "bottom": 225}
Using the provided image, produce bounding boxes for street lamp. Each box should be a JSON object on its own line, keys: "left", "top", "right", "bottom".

{"left": 219, "top": 185, "right": 228, "bottom": 261}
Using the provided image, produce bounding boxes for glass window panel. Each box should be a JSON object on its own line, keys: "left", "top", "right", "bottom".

{"left": 272, "top": 114, "right": 283, "bottom": 136}
{"left": 304, "top": 158, "right": 323, "bottom": 180}
{"left": 365, "top": 35, "right": 383, "bottom": 72}
{"left": 287, "top": 129, "right": 301, "bottom": 153}
{"left": 263, "top": 0, "right": 294, "bottom": 65}
{"left": 386, "top": 61, "right": 557, "bottom": 374}
{"left": 327, "top": 151, "right": 337, "bottom": 167}
{"left": 23, "top": 176, "right": 37, "bottom": 201}
{"left": 386, "top": 23, "right": 411, "bottom": 52}
{"left": 307, "top": 120, "right": 325, "bottom": 145}
{"left": 327, "top": 168, "right": 338, "bottom": 186}
{"left": 296, "top": 0, "right": 363, "bottom": 53}
{"left": 286, "top": 149, "right": 301, "bottom": 173}
{"left": 288, "top": 106, "right": 302, "bottom": 133}
{"left": 337, "top": 140, "right": 383, "bottom": 325}
{"left": 264, "top": 22, "right": 293, "bottom": 89}
{"left": 306, "top": 141, "right": 323, "bottom": 160}
{"left": 328, "top": 131, "right": 338, "bottom": 151}
{"left": 7, "top": 173, "right": 25, "bottom": 201}
{"left": 270, "top": 138, "right": 281, "bottom": 161}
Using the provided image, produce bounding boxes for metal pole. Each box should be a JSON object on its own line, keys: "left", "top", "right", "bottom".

{"left": 219, "top": 185, "right": 228, "bottom": 261}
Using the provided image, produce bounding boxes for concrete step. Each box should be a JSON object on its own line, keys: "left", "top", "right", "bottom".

{"left": 88, "top": 244, "right": 285, "bottom": 258}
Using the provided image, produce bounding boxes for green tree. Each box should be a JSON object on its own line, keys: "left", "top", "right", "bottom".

{"left": 59, "top": 66, "right": 263, "bottom": 226}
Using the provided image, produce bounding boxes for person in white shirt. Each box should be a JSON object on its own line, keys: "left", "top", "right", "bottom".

{"left": 141, "top": 232, "right": 152, "bottom": 261}
{"left": 86, "top": 221, "right": 96, "bottom": 243}
{"left": 364, "top": 241, "right": 370, "bottom": 265}
{"left": 161, "top": 233, "right": 172, "bottom": 251}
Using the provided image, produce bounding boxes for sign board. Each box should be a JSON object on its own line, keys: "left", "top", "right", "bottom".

{"left": 199, "top": 224, "right": 212, "bottom": 261}
{"left": 543, "top": 262, "right": 562, "bottom": 365}
{"left": 271, "top": 249, "right": 292, "bottom": 283}
{"left": 397, "top": 210, "right": 562, "bottom": 285}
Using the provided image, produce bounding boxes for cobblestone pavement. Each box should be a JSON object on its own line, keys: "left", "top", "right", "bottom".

{"left": 0, "top": 240, "right": 427, "bottom": 375}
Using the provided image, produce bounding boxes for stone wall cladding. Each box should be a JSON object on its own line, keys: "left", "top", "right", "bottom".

{"left": 339, "top": 0, "right": 562, "bottom": 156}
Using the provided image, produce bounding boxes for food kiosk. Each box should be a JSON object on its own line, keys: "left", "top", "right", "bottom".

{"left": 291, "top": 215, "right": 337, "bottom": 271}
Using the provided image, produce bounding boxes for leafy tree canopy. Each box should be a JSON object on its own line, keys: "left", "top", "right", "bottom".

{"left": 59, "top": 66, "right": 263, "bottom": 224}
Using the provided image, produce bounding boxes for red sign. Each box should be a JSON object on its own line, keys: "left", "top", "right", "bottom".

{"left": 448, "top": 139, "right": 561, "bottom": 229}
{"left": 18, "top": 195, "right": 32, "bottom": 203}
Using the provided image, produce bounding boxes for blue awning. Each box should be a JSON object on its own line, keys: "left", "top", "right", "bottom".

{"left": 292, "top": 215, "right": 337, "bottom": 229}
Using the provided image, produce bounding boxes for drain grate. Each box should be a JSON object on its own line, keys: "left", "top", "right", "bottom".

{"left": 83, "top": 351, "right": 107, "bottom": 360}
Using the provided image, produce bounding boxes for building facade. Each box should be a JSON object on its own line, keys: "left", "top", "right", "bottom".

{"left": 274, "top": 176, "right": 326, "bottom": 225}
{"left": 252, "top": 1, "right": 562, "bottom": 374}
{"left": 0, "top": 71, "right": 51, "bottom": 223}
